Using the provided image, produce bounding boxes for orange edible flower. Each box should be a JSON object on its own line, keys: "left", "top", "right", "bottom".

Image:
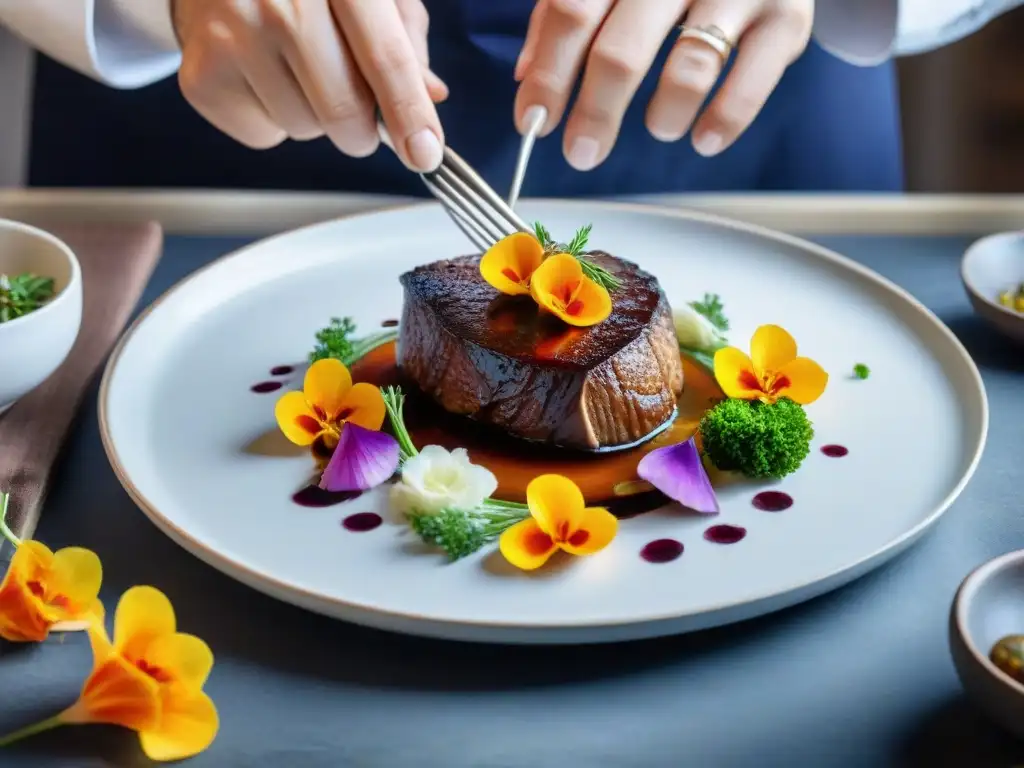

{"left": 479, "top": 232, "right": 546, "bottom": 296}
{"left": 58, "top": 586, "right": 218, "bottom": 762}
{"left": 713, "top": 324, "right": 828, "bottom": 405}
{"left": 275, "top": 358, "right": 386, "bottom": 447}
{"left": 499, "top": 474, "right": 618, "bottom": 571}
{"left": 0, "top": 540, "right": 103, "bottom": 642}
{"left": 530, "top": 253, "right": 612, "bottom": 327}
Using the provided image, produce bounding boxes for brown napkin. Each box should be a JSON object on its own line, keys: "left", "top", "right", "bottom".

{"left": 0, "top": 222, "right": 163, "bottom": 554}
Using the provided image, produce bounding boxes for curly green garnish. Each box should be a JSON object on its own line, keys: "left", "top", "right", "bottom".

{"left": 699, "top": 398, "right": 814, "bottom": 480}
{"left": 310, "top": 317, "right": 397, "bottom": 365}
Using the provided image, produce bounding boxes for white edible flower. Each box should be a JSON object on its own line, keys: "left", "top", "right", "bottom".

{"left": 673, "top": 304, "right": 724, "bottom": 351}
{"left": 390, "top": 445, "right": 498, "bottom": 516}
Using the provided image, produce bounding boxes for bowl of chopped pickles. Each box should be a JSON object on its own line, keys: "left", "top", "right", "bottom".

{"left": 950, "top": 549, "right": 1024, "bottom": 740}
{"left": 0, "top": 219, "right": 82, "bottom": 413}
{"left": 961, "top": 231, "right": 1024, "bottom": 344}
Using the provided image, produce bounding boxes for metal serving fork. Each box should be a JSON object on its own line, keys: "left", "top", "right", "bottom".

{"left": 377, "top": 119, "right": 539, "bottom": 252}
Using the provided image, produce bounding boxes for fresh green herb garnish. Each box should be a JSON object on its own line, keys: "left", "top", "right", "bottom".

{"left": 381, "top": 385, "right": 418, "bottom": 462}
{"left": 408, "top": 505, "right": 529, "bottom": 561}
{"left": 852, "top": 363, "right": 870, "bottom": 380}
{"left": 0, "top": 491, "right": 21, "bottom": 547}
{"left": 689, "top": 293, "right": 729, "bottom": 332}
{"left": 700, "top": 398, "right": 814, "bottom": 480}
{"left": 532, "top": 221, "right": 622, "bottom": 292}
{"left": 382, "top": 385, "right": 529, "bottom": 560}
{"left": 0, "top": 273, "right": 55, "bottom": 324}
{"left": 309, "top": 317, "right": 397, "bottom": 365}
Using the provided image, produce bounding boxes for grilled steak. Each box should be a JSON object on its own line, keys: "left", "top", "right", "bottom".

{"left": 397, "top": 251, "right": 684, "bottom": 451}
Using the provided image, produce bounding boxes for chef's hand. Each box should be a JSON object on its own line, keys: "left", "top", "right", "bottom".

{"left": 514, "top": 0, "right": 813, "bottom": 169}
{"left": 172, "top": 0, "right": 448, "bottom": 171}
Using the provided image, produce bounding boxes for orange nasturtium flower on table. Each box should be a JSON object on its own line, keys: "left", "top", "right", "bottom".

{"left": 0, "top": 586, "right": 219, "bottom": 761}
{"left": 530, "top": 253, "right": 612, "bottom": 327}
{"left": 500, "top": 474, "right": 618, "bottom": 571}
{"left": 713, "top": 324, "right": 828, "bottom": 405}
{"left": 0, "top": 492, "right": 103, "bottom": 642}
{"left": 479, "top": 231, "right": 546, "bottom": 295}
{"left": 275, "top": 358, "right": 386, "bottom": 449}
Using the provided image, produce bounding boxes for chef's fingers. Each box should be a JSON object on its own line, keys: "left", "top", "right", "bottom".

{"left": 689, "top": 4, "right": 812, "bottom": 155}
{"left": 514, "top": 0, "right": 617, "bottom": 137}
{"left": 395, "top": 0, "right": 450, "bottom": 102}
{"left": 562, "top": 0, "right": 690, "bottom": 171}
{"left": 178, "top": 25, "right": 287, "bottom": 149}
{"left": 644, "top": 0, "right": 757, "bottom": 148}
{"left": 274, "top": 0, "right": 379, "bottom": 155}
{"left": 332, "top": 0, "right": 445, "bottom": 172}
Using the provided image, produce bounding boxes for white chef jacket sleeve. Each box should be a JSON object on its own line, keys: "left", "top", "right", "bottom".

{"left": 0, "top": 0, "right": 179, "bottom": 89}
{"left": 814, "top": 0, "right": 1024, "bottom": 66}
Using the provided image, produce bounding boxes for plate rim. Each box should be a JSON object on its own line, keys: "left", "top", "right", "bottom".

{"left": 98, "top": 198, "right": 990, "bottom": 638}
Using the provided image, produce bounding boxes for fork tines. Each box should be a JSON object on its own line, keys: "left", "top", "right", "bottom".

{"left": 424, "top": 146, "right": 532, "bottom": 253}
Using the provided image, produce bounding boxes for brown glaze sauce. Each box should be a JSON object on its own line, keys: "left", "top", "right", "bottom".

{"left": 349, "top": 341, "right": 724, "bottom": 513}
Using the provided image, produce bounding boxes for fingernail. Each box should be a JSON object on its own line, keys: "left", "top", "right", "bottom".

{"left": 520, "top": 105, "right": 548, "bottom": 136}
{"left": 648, "top": 123, "right": 683, "bottom": 143}
{"left": 566, "top": 136, "right": 600, "bottom": 171}
{"left": 693, "top": 131, "right": 723, "bottom": 157}
{"left": 406, "top": 128, "right": 443, "bottom": 171}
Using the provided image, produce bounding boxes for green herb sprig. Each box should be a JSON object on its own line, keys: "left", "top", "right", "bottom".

{"left": 689, "top": 293, "right": 729, "bottom": 332}
{"left": 0, "top": 273, "right": 55, "bottom": 324}
{"left": 852, "top": 363, "right": 870, "bottom": 380}
{"left": 0, "top": 490, "right": 21, "bottom": 547}
{"left": 381, "top": 385, "right": 529, "bottom": 560}
{"left": 533, "top": 221, "right": 622, "bottom": 292}
{"left": 309, "top": 317, "right": 397, "bottom": 365}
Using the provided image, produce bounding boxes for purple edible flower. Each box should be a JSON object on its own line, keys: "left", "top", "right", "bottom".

{"left": 637, "top": 437, "right": 719, "bottom": 514}
{"left": 320, "top": 423, "right": 400, "bottom": 492}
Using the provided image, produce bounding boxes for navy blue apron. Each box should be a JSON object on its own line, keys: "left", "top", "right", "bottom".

{"left": 29, "top": 0, "right": 903, "bottom": 193}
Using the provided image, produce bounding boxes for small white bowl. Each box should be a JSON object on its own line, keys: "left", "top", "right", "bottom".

{"left": 961, "top": 232, "right": 1024, "bottom": 344}
{"left": 0, "top": 219, "right": 82, "bottom": 413}
{"left": 950, "top": 549, "right": 1024, "bottom": 739}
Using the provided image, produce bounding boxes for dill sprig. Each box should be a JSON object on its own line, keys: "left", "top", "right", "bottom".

{"left": 309, "top": 317, "right": 397, "bottom": 365}
{"left": 532, "top": 221, "right": 622, "bottom": 292}
{"left": 0, "top": 273, "right": 55, "bottom": 324}
{"left": 688, "top": 293, "right": 729, "bottom": 332}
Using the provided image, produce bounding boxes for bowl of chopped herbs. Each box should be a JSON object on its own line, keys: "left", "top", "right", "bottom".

{"left": 0, "top": 219, "right": 82, "bottom": 413}
{"left": 961, "top": 232, "right": 1024, "bottom": 345}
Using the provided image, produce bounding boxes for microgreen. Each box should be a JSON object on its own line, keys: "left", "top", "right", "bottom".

{"left": 0, "top": 273, "right": 55, "bottom": 323}
{"left": 309, "top": 317, "right": 397, "bottom": 365}
{"left": 688, "top": 293, "right": 729, "bottom": 332}
{"left": 852, "top": 363, "right": 870, "bottom": 380}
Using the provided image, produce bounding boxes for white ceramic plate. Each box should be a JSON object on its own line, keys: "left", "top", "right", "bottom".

{"left": 99, "top": 201, "right": 988, "bottom": 644}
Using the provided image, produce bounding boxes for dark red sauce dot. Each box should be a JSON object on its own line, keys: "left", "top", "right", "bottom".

{"left": 821, "top": 444, "right": 849, "bottom": 457}
{"left": 752, "top": 491, "right": 793, "bottom": 512}
{"left": 381, "top": 319, "right": 399, "bottom": 328}
{"left": 292, "top": 486, "right": 362, "bottom": 508}
{"left": 270, "top": 365, "right": 294, "bottom": 376}
{"left": 640, "top": 539, "right": 684, "bottom": 563}
{"left": 704, "top": 524, "right": 747, "bottom": 544}
{"left": 251, "top": 381, "right": 283, "bottom": 393}
{"left": 342, "top": 512, "right": 383, "bottom": 532}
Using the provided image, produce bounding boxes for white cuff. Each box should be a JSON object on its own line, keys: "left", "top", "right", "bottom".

{"left": 93, "top": 0, "right": 180, "bottom": 87}
{"left": 812, "top": 0, "right": 1024, "bottom": 65}
{"left": 811, "top": 0, "right": 899, "bottom": 66}
{"left": 0, "top": 0, "right": 179, "bottom": 89}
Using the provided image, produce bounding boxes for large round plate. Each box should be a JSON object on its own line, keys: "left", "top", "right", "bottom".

{"left": 100, "top": 201, "right": 988, "bottom": 644}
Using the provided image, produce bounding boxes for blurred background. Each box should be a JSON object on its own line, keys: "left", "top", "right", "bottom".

{"left": 1, "top": 5, "right": 1022, "bottom": 192}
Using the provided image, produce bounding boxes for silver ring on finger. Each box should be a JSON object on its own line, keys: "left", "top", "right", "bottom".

{"left": 676, "top": 24, "right": 735, "bottom": 61}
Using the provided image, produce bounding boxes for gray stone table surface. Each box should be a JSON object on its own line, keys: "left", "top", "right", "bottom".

{"left": 0, "top": 234, "right": 1022, "bottom": 768}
